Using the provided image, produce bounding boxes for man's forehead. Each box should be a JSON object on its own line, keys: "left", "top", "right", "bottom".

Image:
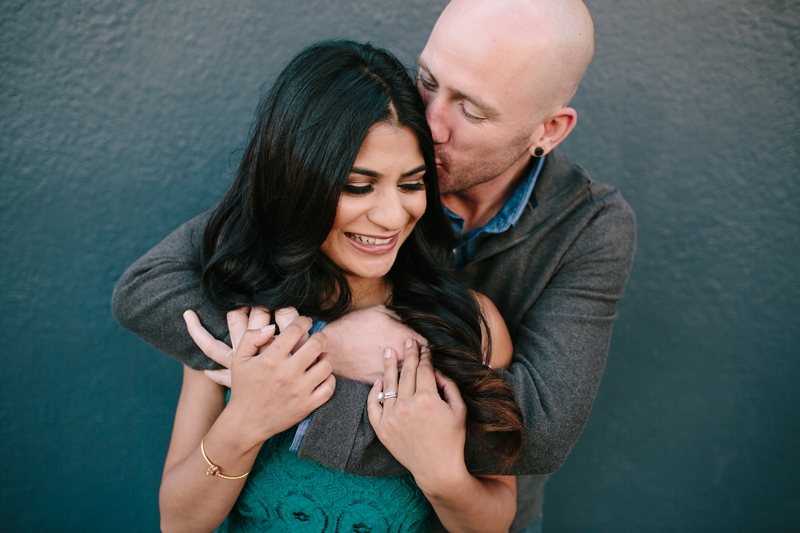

{"left": 419, "top": 26, "right": 534, "bottom": 113}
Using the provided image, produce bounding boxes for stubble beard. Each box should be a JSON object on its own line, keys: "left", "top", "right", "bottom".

{"left": 435, "top": 130, "right": 534, "bottom": 194}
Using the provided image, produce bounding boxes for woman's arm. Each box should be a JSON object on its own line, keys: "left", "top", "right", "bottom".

{"left": 159, "top": 319, "right": 335, "bottom": 533}
{"left": 474, "top": 291, "right": 514, "bottom": 370}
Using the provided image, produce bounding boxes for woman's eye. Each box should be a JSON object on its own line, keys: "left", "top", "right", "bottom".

{"left": 400, "top": 182, "right": 426, "bottom": 192}
{"left": 343, "top": 184, "right": 373, "bottom": 195}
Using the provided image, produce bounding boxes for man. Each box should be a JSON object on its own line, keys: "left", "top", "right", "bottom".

{"left": 112, "top": 0, "right": 635, "bottom": 530}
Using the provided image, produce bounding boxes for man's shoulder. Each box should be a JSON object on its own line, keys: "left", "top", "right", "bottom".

{"left": 536, "top": 149, "right": 634, "bottom": 225}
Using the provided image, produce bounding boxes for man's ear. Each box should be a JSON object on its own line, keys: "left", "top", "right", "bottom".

{"left": 527, "top": 107, "right": 578, "bottom": 157}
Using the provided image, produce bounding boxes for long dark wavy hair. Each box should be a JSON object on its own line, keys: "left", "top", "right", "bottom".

{"left": 201, "top": 40, "right": 523, "bottom": 467}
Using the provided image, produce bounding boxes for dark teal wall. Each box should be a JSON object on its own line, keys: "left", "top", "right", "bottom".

{"left": 1, "top": 0, "right": 797, "bottom": 531}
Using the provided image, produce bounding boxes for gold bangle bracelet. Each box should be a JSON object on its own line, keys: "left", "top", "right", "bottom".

{"left": 200, "top": 435, "right": 251, "bottom": 480}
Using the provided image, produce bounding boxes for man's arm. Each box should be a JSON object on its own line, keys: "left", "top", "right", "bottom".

{"left": 483, "top": 195, "right": 637, "bottom": 474}
{"left": 111, "top": 211, "right": 225, "bottom": 370}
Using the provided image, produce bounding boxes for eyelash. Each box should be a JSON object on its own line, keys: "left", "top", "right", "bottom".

{"left": 418, "top": 76, "right": 436, "bottom": 91}
{"left": 343, "top": 182, "right": 426, "bottom": 196}
{"left": 419, "top": 75, "right": 484, "bottom": 123}
{"left": 460, "top": 104, "right": 483, "bottom": 123}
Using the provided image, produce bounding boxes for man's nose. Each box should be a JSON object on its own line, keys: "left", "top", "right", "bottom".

{"left": 425, "top": 96, "right": 449, "bottom": 144}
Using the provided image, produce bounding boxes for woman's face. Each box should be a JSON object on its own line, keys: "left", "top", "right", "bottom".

{"left": 321, "top": 123, "right": 428, "bottom": 285}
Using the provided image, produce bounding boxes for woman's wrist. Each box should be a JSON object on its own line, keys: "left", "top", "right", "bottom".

{"left": 413, "top": 460, "right": 472, "bottom": 502}
{"left": 206, "top": 406, "right": 269, "bottom": 463}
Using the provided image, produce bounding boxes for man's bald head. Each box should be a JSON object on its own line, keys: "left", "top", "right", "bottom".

{"left": 417, "top": 0, "right": 595, "bottom": 198}
{"left": 430, "top": 0, "right": 594, "bottom": 122}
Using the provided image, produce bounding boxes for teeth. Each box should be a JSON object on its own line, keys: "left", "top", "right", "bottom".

{"left": 347, "top": 233, "right": 393, "bottom": 245}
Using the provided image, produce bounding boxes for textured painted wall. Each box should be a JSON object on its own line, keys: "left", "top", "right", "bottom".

{"left": 1, "top": 0, "right": 797, "bottom": 531}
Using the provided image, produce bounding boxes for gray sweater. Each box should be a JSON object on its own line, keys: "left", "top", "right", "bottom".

{"left": 112, "top": 149, "right": 635, "bottom": 529}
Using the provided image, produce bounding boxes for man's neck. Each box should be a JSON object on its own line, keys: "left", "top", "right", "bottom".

{"left": 442, "top": 156, "right": 533, "bottom": 234}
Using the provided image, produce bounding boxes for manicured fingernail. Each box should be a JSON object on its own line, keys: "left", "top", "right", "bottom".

{"left": 405, "top": 338, "right": 414, "bottom": 348}
{"left": 420, "top": 345, "right": 429, "bottom": 354}
{"left": 384, "top": 348, "right": 393, "bottom": 359}
{"left": 261, "top": 325, "right": 276, "bottom": 333}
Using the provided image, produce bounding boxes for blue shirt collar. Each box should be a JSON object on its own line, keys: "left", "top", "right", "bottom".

{"left": 444, "top": 155, "right": 544, "bottom": 240}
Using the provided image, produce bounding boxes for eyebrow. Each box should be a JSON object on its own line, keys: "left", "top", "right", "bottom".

{"left": 418, "top": 63, "right": 500, "bottom": 118}
{"left": 350, "top": 164, "right": 427, "bottom": 178}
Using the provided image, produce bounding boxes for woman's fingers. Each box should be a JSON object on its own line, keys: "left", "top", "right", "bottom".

{"left": 259, "top": 315, "right": 312, "bottom": 358}
{"left": 204, "top": 368, "right": 232, "bottom": 388}
{"left": 397, "top": 339, "right": 419, "bottom": 399}
{"left": 381, "top": 348, "right": 400, "bottom": 407}
{"left": 310, "top": 372, "right": 336, "bottom": 408}
{"left": 274, "top": 307, "right": 309, "bottom": 352}
{"left": 184, "top": 310, "right": 233, "bottom": 367}
{"left": 233, "top": 325, "right": 276, "bottom": 364}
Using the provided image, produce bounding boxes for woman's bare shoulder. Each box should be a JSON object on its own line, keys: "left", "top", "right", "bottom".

{"left": 470, "top": 291, "right": 513, "bottom": 370}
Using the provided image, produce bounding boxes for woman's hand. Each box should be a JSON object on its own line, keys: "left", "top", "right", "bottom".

{"left": 367, "top": 339, "right": 467, "bottom": 488}
{"left": 225, "top": 316, "right": 335, "bottom": 448}
{"left": 160, "top": 314, "right": 335, "bottom": 533}
{"left": 184, "top": 307, "right": 309, "bottom": 387}
{"left": 367, "top": 339, "right": 516, "bottom": 533}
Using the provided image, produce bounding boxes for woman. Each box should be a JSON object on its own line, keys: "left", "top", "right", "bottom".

{"left": 160, "top": 40, "right": 524, "bottom": 532}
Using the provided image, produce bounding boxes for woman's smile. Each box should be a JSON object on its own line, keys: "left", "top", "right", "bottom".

{"left": 345, "top": 232, "right": 399, "bottom": 253}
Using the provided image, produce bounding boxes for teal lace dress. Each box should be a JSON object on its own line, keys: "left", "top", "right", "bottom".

{"left": 215, "top": 429, "right": 433, "bottom": 533}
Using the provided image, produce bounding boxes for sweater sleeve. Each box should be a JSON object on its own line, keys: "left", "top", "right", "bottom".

{"left": 111, "top": 211, "right": 227, "bottom": 370}
{"left": 484, "top": 195, "right": 637, "bottom": 475}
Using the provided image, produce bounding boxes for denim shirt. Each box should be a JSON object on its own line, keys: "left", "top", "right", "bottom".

{"left": 446, "top": 156, "right": 544, "bottom": 271}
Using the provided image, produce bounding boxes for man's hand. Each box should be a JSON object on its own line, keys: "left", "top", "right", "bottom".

{"left": 183, "top": 307, "right": 307, "bottom": 387}
{"left": 367, "top": 339, "right": 468, "bottom": 493}
{"left": 324, "top": 305, "right": 426, "bottom": 384}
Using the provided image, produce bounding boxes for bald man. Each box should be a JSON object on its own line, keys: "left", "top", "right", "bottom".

{"left": 113, "top": 1, "right": 635, "bottom": 530}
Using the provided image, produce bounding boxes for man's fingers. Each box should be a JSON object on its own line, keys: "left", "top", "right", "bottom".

{"left": 416, "top": 345, "right": 437, "bottom": 390}
{"left": 204, "top": 368, "right": 232, "bottom": 388}
{"left": 367, "top": 378, "right": 384, "bottom": 430}
{"left": 434, "top": 370, "right": 466, "bottom": 410}
{"left": 398, "top": 339, "right": 419, "bottom": 398}
{"left": 274, "top": 307, "right": 301, "bottom": 332}
{"left": 226, "top": 308, "right": 250, "bottom": 350}
{"left": 184, "top": 310, "right": 233, "bottom": 367}
{"left": 247, "top": 306, "right": 271, "bottom": 331}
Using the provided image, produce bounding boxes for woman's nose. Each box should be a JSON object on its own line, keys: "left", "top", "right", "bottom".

{"left": 368, "top": 189, "right": 408, "bottom": 230}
